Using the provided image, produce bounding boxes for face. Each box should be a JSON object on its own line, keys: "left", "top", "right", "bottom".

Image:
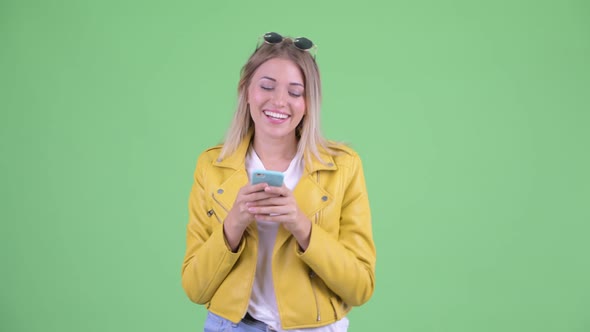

{"left": 247, "top": 58, "right": 306, "bottom": 141}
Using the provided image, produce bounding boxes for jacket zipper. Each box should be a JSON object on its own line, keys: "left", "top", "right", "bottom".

{"left": 309, "top": 271, "right": 321, "bottom": 321}
{"left": 315, "top": 171, "right": 320, "bottom": 225}
{"left": 311, "top": 170, "right": 322, "bottom": 321}
{"left": 211, "top": 193, "right": 229, "bottom": 212}
{"left": 209, "top": 189, "right": 231, "bottom": 224}
{"left": 207, "top": 209, "right": 222, "bottom": 223}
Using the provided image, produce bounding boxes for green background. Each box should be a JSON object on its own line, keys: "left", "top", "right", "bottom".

{"left": 1, "top": 0, "right": 589, "bottom": 331}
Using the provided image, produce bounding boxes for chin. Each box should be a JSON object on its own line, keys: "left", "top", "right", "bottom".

{"left": 261, "top": 128, "right": 297, "bottom": 140}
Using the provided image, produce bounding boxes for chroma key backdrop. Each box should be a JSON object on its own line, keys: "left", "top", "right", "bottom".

{"left": 1, "top": 0, "right": 589, "bottom": 331}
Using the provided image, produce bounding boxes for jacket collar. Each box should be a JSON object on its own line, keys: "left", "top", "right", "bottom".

{"left": 213, "top": 131, "right": 337, "bottom": 174}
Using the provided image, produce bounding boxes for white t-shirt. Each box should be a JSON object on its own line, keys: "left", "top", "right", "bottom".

{"left": 245, "top": 147, "right": 349, "bottom": 332}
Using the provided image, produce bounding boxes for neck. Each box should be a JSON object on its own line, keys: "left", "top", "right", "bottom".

{"left": 252, "top": 134, "right": 298, "bottom": 171}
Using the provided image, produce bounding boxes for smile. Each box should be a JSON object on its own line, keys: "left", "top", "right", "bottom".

{"left": 263, "top": 110, "right": 290, "bottom": 120}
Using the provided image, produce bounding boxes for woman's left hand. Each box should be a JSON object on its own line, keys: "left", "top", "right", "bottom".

{"left": 246, "top": 184, "right": 311, "bottom": 250}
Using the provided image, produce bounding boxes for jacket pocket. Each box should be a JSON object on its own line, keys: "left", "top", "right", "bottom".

{"left": 309, "top": 270, "right": 342, "bottom": 322}
{"left": 210, "top": 192, "right": 230, "bottom": 222}
{"left": 207, "top": 208, "right": 222, "bottom": 224}
{"left": 309, "top": 271, "right": 322, "bottom": 322}
{"left": 329, "top": 297, "right": 347, "bottom": 320}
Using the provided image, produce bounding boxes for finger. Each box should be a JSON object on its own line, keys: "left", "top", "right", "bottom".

{"left": 248, "top": 206, "right": 282, "bottom": 215}
{"left": 244, "top": 191, "right": 281, "bottom": 204}
{"left": 241, "top": 182, "right": 270, "bottom": 194}
{"left": 248, "top": 205, "right": 295, "bottom": 216}
{"left": 249, "top": 196, "right": 290, "bottom": 207}
{"left": 253, "top": 213, "right": 294, "bottom": 223}
{"left": 263, "top": 184, "right": 290, "bottom": 197}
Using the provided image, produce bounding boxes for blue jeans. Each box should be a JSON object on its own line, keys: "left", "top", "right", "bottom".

{"left": 203, "top": 311, "right": 349, "bottom": 332}
{"left": 204, "top": 312, "right": 271, "bottom": 332}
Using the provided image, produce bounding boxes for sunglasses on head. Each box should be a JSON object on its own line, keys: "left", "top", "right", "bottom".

{"left": 258, "top": 32, "right": 317, "bottom": 58}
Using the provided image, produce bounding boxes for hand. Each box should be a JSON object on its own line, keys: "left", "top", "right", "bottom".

{"left": 223, "top": 182, "right": 278, "bottom": 251}
{"left": 246, "top": 184, "right": 312, "bottom": 250}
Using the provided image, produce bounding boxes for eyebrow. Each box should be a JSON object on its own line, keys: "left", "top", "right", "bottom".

{"left": 261, "top": 76, "right": 304, "bottom": 87}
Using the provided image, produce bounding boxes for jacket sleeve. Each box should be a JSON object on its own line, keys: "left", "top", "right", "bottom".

{"left": 298, "top": 154, "right": 376, "bottom": 306}
{"left": 181, "top": 152, "right": 245, "bottom": 304}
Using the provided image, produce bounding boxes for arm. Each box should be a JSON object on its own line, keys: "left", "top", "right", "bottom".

{"left": 298, "top": 154, "right": 376, "bottom": 306}
{"left": 180, "top": 153, "right": 244, "bottom": 304}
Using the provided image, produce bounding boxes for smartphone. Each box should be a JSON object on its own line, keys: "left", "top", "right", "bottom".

{"left": 250, "top": 169, "right": 284, "bottom": 187}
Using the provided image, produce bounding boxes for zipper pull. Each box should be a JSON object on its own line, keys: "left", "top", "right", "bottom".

{"left": 207, "top": 209, "right": 214, "bottom": 217}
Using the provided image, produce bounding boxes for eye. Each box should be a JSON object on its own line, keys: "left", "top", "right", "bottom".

{"left": 260, "top": 85, "right": 273, "bottom": 91}
{"left": 289, "top": 91, "right": 303, "bottom": 97}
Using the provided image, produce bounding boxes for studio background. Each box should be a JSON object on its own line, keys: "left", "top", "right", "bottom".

{"left": 1, "top": 0, "right": 589, "bottom": 331}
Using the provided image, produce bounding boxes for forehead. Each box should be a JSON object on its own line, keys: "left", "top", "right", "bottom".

{"left": 253, "top": 58, "right": 304, "bottom": 83}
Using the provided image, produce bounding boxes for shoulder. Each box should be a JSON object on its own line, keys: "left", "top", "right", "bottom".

{"left": 325, "top": 141, "right": 363, "bottom": 168}
{"left": 195, "top": 144, "right": 223, "bottom": 168}
{"left": 328, "top": 141, "right": 359, "bottom": 157}
{"left": 203, "top": 144, "right": 224, "bottom": 158}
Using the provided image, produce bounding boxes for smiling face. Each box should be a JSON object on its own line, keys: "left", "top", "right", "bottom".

{"left": 247, "top": 58, "right": 306, "bottom": 142}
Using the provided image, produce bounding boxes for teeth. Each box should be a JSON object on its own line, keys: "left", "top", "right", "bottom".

{"left": 264, "top": 111, "right": 289, "bottom": 119}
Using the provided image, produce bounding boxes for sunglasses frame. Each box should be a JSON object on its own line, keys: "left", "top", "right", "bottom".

{"left": 256, "top": 32, "right": 318, "bottom": 59}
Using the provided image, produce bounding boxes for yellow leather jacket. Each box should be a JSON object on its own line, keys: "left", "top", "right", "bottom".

{"left": 181, "top": 136, "right": 376, "bottom": 329}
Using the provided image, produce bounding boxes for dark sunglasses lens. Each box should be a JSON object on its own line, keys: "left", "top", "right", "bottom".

{"left": 264, "top": 32, "right": 283, "bottom": 44}
{"left": 294, "top": 37, "right": 313, "bottom": 50}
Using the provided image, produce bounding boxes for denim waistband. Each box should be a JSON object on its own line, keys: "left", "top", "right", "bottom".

{"left": 242, "top": 312, "right": 274, "bottom": 331}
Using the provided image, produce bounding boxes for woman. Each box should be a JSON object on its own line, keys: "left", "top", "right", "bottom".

{"left": 182, "top": 32, "right": 376, "bottom": 332}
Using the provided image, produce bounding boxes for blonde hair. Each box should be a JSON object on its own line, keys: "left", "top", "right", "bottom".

{"left": 218, "top": 37, "right": 334, "bottom": 164}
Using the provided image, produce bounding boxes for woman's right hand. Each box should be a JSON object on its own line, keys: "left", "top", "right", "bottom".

{"left": 223, "top": 182, "right": 277, "bottom": 251}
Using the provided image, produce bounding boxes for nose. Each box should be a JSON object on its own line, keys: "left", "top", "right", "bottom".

{"left": 270, "top": 88, "right": 287, "bottom": 108}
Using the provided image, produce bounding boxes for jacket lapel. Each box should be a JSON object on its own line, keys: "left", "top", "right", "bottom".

{"left": 212, "top": 169, "right": 249, "bottom": 219}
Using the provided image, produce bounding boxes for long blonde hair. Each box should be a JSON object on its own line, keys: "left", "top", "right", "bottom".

{"left": 218, "top": 36, "right": 333, "bottom": 163}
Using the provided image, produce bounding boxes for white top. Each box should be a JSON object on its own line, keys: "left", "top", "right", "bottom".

{"left": 245, "top": 147, "right": 349, "bottom": 332}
